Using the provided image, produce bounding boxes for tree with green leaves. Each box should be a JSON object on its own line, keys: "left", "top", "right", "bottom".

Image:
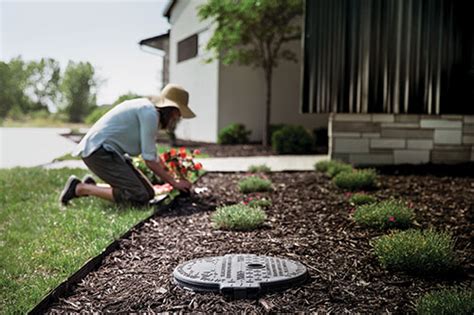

{"left": 0, "top": 57, "right": 34, "bottom": 118}
{"left": 27, "top": 58, "right": 61, "bottom": 111}
{"left": 60, "top": 61, "right": 98, "bottom": 122}
{"left": 198, "top": 0, "right": 303, "bottom": 145}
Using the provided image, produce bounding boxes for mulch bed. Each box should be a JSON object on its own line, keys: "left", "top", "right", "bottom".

{"left": 48, "top": 170, "right": 473, "bottom": 313}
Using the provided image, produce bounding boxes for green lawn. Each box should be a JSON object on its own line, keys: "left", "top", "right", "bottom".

{"left": 0, "top": 167, "right": 154, "bottom": 313}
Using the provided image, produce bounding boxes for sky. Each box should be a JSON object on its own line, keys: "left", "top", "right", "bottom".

{"left": 0, "top": 0, "right": 170, "bottom": 105}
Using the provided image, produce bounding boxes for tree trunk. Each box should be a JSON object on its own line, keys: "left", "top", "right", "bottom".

{"left": 263, "top": 67, "right": 272, "bottom": 146}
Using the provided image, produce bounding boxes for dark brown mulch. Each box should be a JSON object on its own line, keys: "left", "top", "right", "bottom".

{"left": 48, "top": 172, "right": 473, "bottom": 313}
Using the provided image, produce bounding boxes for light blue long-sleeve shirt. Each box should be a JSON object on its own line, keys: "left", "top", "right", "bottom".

{"left": 73, "top": 98, "right": 159, "bottom": 161}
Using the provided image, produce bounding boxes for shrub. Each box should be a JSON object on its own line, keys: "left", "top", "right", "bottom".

{"left": 211, "top": 204, "right": 266, "bottom": 230}
{"left": 248, "top": 164, "right": 271, "bottom": 173}
{"left": 416, "top": 287, "right": 474, "bottom": 315}
{"left": 238, "top": 176, "right": 272, "bottom": 193}
{"left": 349, "top": 193, "right": 377, "bottom": 206}
{"left": 353, "top": 200, "right": 414, "bottom": 229}
{"left": 271, "top": 125, "right": 313, "bottom": 154}
{"left": 268, "top": 123, "right": 286, "bottom": 143}
{"left": 326, "top": 161, "right": 353, "bottom": 177}
{"left": 333, "top": 169, "right": 377, "bottom": 191}
{"left": 373, "top": 229, "right": 458, "bottom": 275}
{"left": 246, "top": 198, "right": 272, "bottom": 208}
{"left": 314, "top": 160, "right": 332, "bottom": 172}
{"left": 218, "top": 123, "right": 251, "bottom": 144}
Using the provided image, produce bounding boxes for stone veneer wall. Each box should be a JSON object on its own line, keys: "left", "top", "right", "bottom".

{"left": 329, "top": 113, "right": 474, "bottom": 165}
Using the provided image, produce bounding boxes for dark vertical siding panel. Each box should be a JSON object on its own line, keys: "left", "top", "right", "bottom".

{"left": 301, "top": 0, "right": 473, "bottom": 114}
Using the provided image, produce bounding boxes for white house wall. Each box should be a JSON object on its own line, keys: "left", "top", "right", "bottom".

{"left": 218, "top": 36, "right": 328, "bottom": 142}
{"left": 168, "top": 0, "right": 219, "bottom": 142}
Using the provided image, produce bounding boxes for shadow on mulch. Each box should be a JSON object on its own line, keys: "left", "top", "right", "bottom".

{"left": 47, "top": 171, "right": 473, "bottom": 313}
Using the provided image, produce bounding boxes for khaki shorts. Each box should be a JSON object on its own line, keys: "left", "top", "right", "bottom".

{"left": 82, "top": 147, "right": 155, "bottom": 205}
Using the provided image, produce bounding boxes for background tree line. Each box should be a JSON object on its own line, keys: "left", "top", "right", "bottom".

{"left": 0, "top": 56, "right": 99, "bottom": 123}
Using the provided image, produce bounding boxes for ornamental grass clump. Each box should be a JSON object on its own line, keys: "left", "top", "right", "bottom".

{"left": 373, "top": 229, "right": 458, "bottom": 275}
{"left": 211, "top": 204, "right": 267, "bottom": 231}
{"left": 416, "top": 287, "right": 474, "bottom": 315}
{"left": 326, "top": 161, "right": 353, "bottom": 178}
{"left": 353, "top": 200, "right": 414, "bottom": 229}
{"left": 246, "top": 198, "right": 272, "bottom": 208}
{"left": 248, "top": 164, "right": 271, "bottom": 173}
{"left": 348, "top": 192, "right": 377, "bottom": 206}
{"left": 333, "top": 168, "right": 377, "bottom": 191}
{"left": 238, "top": 176, "right": 272, "bottom": 193}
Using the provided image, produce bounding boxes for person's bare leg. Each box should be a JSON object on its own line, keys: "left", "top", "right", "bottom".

{"left": 75, "top": 183, "right": 114, "bottom": 202}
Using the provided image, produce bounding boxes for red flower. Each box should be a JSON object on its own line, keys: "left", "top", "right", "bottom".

{"left": 388, "top": 216, "right": 396, "bottom": 222}
{"left": 180, "top": 167, "right": 187, "bottom": 174}
{"left": 193, "top": 149, "right": 201, "bottom": 155}
{"left": 161, "top": 152, "right": 170, "bottom": 161}
{"left": 169, "top": 161, "right": 176, "bottom": 168}
{"left": 408, "top": 202, "right": 414, "bottom": 208}
{"left": 170, "top": 148, "right": 176, "bottom": 156}
{"left": 179, "top": 152, "right": 187, "bottom": 158}
{"left": 194, "top": 162, "right": 203, "bottom": 170}
{"left": 179, "top": 147, "right": 186, "bottom": 154}
{"left": 243, "top": 201, "right": 248, "bottom": 205}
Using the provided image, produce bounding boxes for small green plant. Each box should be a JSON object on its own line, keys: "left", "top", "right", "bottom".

{"left": 348, "top": 192, "right": 377, "bottom": 205}
{"left": 314, "top": 160, "right": 331, "bottom": 172}
{"left": 333, "top": 169, "right": 377, "bottom": 191}
{"left": 353, "top": 200, "right": 414, "bottom": 229}
{"left": 246, "top": 198, "right": 272, "bottom": 208}
{"left": 416, "top": 287, "right": 474, "bottom": 315}
{"left": 218, "top": 123, "right": 251, "bottom": 144}
{"left": 271, "top": 125, "right": 313, "bottom": 154}
{"left": 326, "top": 160, "right": 353, "bottom": 177}
{"left": 238, "top": 176, "right": 273, "bottom": 193}
{"left": 248, "top": 164, "right": 271, "bottom": 173}
{"left": 211, "top": 204, "right": 267, "bottom": 230}
{"left": 373, "top": 229, "right": 458, "bottom": 275}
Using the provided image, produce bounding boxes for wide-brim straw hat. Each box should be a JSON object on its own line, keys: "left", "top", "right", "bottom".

{"left": 153, "top": 83, "right": 196, "bottom": 119}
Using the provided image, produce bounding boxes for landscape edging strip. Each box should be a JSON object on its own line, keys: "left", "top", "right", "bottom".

{"left": 28, "top": 197, "right": 177, "bottom": 315}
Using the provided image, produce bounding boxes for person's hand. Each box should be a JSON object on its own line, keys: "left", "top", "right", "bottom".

{"left": 173, "top": 179, "right": 192, "bottom": 193}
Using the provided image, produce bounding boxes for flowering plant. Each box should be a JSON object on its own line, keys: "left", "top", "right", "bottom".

{"left": 160, "top": 147, "right": 203, "bottom": 181}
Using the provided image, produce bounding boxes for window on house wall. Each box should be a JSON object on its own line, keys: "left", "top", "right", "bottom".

{"left": 177, "top": 34, "right": 198, "bottom": 62}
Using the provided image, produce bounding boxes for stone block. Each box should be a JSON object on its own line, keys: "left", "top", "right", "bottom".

{"left": 420, "top": 119, "right": 462, "bottom": 129}
{"left": 431, "top": 150, "right": 471, "bottom": 163}
{"left": 434, "top": 130, "right": 462, "bottom": 144}
{"left": 381, "top": 128, "right": 433, "bottom": 139}
{"left": 381, "top": 122, "right": 420, "bottom": 129}
{"left": 407, "top": 139, "right": 434, "bottom": 150}
{"left": 463, "top": 135, "right": 474, "bottom": 144}
{"left": 394, "top": 150, "right": 430, "bottom": 164}
{"left": 333, "top": 114, "right": 372, "bottom": 122}
{"left": 362, "top": 132, "right": 381, "bottom": 138}
{"left": 464, "top": 116, "right": 474, "bottom": 123}
{"left": 433, "top": 144, "right": 471, "bottom": 151}
{"left": 330, "top": 153, "right": 350, "bottom": 163}
{"left": 370, "top": 139, "right": 406, "bottom": 149}
{"left": 463, "top": 124, "right": 474, "bottom": 134}
{"left": 441, "top": 115, "right": 463, "bottom": 120}
{"left": 349, "top": 153, "right": 393, "bottom": 166}
{"left": 332, "top": 122, "right": 380, "bottom": 133}
{"left": 395, "top": 115, "right": 420, "bottom": 123}
{"left": 372, "top": 114, "right": 394, "bottom": 123}
{"left": 332, "top": 132, "right": 361, "bottom": 138}
{"left": 334, "top": 138, "right": 369, "bottom": 153}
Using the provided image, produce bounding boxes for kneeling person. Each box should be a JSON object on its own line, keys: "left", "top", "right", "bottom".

{"left": 60, "top": 84, "right": 196, "bottom": 206}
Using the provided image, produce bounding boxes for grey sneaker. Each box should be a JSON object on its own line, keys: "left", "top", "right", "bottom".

{"left": 82, "top": 174, "right": 97, "bottom": 185}
{"left": 59, "top": 175, "right": 81, "bottom": 206}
